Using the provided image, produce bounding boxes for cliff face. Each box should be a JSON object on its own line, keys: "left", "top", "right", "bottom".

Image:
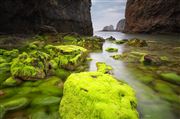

{"left": 124, "top": 0, "right": 180, "bottom": 34}
{"left": 0, "top": 0, "right": 93, "bottom": 35}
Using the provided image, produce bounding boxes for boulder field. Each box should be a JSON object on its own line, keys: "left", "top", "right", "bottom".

{"left": 0, "top": 34, "right": 138, "bottom": 119}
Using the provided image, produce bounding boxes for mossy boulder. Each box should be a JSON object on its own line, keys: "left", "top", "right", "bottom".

{"left": 2, "top": 77, "right": 21, "bottom": 87}
{"left": 10, "top": 51, "right": 49, "bottom": 80}
{"left": 96, "top": 62, "right": 113, "bottom": 74}
{"left": 105, "top": 47, "right": 118, "bottom": 52}
{"left": 60, "top": 72, "right": 138, "bottom": 119}
{"left": 45, "top": 45, "right": 88, "bottom": 70}
{"left": 126, "top": 38, "right": 148, "bottom": 47}
{"left": 106, "top": 36, "right": 116, "bottom": 41}
{"left": 160, "top": 73, "right": 180, "bottom": 85}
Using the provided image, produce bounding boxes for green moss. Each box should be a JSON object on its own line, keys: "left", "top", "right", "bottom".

{"left": 63, "top": 36, "right": 77, "bottom": 41}
{"left": 60, "top": 72, "right": 138, "bottom": 119}
{"left": 0, "top": 97, "right": 29, "bottom": 119}
{"left": 160, "top": 73, "right": 180, "bottom": 85}
{"left": 126, "top": 38, "right": 148, "bottom": 47}
{"left": 2, "top": 77, "right": 21, "bottom": 87}
{"left": 154, "top": 80, "right": 180, "bottom": 104}
{"left": 110, "top": 54, "right": 122, "bottom": 60}
{"left": 0, "top": 63, "right": 11, "bottom": 84}
{"left": 10, "top": 52, "right": 48, "bottom": 80}
{"left": 96, "top": 62, "right": 113, "bottom": 74}
{"left": 53, "top": 68, "right": 71, "bottom": 80}
{"left": 86, "top": 57, "right": 93, "bottom": 61}
{"left": 31, "top": 95, "right": 61, "bottom": 106}
{"left": 114, "top": 40, "right": 127, "bottom": 44}
{"left": 45, "top": 45, "right": 88, "bottom": 70}
{"left": 105, "top": 47, "right": 118, "bottom": 52}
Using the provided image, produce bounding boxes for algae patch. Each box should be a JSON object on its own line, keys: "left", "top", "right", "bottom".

{"left": 60, "top": 72, "right": 138, "bottom": 119}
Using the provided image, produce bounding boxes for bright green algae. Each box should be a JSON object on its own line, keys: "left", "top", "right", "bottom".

{"left": 96, "top": 62, "right": 113, "bottom": 74}
{"left": 60, "top": 72, "right": 138, "bottom": 119}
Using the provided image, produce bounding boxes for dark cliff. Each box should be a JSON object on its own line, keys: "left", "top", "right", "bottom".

{"left": 124, "top": 0, "right": 180, "bottom": 34}
{"left": 0, "top": 0, "right": 93, "bottom": 35}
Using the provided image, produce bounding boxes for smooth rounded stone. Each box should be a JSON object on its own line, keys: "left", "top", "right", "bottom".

{"left": 60, "top": 72, "right": 138, "bottom": 119}
{"left": 96, "top": 62, "right": 113, "bottom": 74}
{"left": 31, "top": 95, "right": 61, "bottom": 106}
{"left": 105, "top": 47, "right": 118, "bottom": 52}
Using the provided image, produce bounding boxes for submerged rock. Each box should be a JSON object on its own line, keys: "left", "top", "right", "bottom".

{"left": 0, "top": 97, "right": 29, "bottom": 119}
{"left": 160, "top": 73, "right": 180, "bottom": 85}
{"left": 114, "top": 39, "right": 128, "bottom": 44}
{"left": 106, "top": 36, "right": 116, "bottom": 41}
{"left": 60, "top": 72, "right": 138, "bottom": 119}
{"left": 96, "top": 62, "right": 113, "bottom": 74}
{"left": 105, "top": 47, "right": 118, "bottom": 52}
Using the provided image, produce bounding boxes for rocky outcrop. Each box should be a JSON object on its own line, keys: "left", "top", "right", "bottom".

{"left": 102, "top": 25, "right": 115, "bottom": 31}
{"left": 124, "top": 0, "right": 180, "bottom": 34}
{"left": 116, "top": 19, "right": 125, "bottom": 32}
{"left": 0, "top": 0, "right": 93, "bottom": 35}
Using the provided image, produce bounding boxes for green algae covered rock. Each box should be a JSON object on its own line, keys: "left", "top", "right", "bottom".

{"left": 10, "top": 51, "right": 49, "bottom": 80}
{"left": 96, "top": 62, "right": 113, "bottom": 74}
{"left": 160, "top": 73, "right": 180, "bottom": 85}
{"left": 105, "top": 47, "right": 118, "bottom": 52}
{"left": 60, "top": 72, "right": 138, "bottom": 119}
{"left": 114, "top": 39, "right": 128, "bottom": 44}
{"left": 45, "top": 45, "right": 88, "bottom": 70}
{"left": 0, "top": 97, "right": 29, "bottom": 119}
{"left": 2, "top": 77, "right": 21, "bottom": 87}
{"left": 0, "top": 63, "right": 11, "bottom": 84}
{"left": 127, "top": 38, "right": 148, "bottom": 47}
{"left": 110, "top": 54, "right": 122, "bottom": 60}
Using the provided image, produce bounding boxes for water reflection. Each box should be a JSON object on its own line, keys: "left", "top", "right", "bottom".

{"left": 89, "top": 31, "right": 179, "bottom": 119}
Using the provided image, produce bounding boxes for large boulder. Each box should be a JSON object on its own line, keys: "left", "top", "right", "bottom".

{"left": 0, "top": 0, "right": 93, "bottom": 35}
{"left": 59, "top": 72, "right": 138, "bottom": 119}
{"left": 102, "top": 25, "right": 115, "bottom": 31}
{"left": 124, "top": 0, "right": 180, "bottom": 34}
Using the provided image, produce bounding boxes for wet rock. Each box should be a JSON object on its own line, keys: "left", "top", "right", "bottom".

{"left": 0, "top": 97, "right": 29, "bottom": 119}
{"left": 45, "top": 45, "right": 88, "bottom": 71}
{"left": 106, "top": 36, "right": 116, "bottom": 41}
{"left": 127, "top": 38, "right": 148, "bottom": 47}
{"left": 31, "top": 95, "right": 61, "bottom": 106}
{"left": 105, "top": 47, "right": 118, "bottom": 52}
{"left": 114, "top": 39, "right": 128, "bottom": 44}
{"left": 110, "top": 54, "right": 122, "bottom": 60}
{"left": 10, "top": 51, "right": 49, "bottom": 80}
{"left": 0, "top": 63, "right": 11, "bottom": 84}
{"left": 96, "top": 62, "right": 113, "bottom": 74}
{"left": 60, "top": 72, "right": 138, "bottom": 119}
{"left": 2, "top": 77, "right": 22, "bottom": 87}
{"left": 160, "top": 73, "right": 180, "bottom": 85}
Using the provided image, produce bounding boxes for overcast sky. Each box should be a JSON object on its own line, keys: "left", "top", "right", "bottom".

{"left": 91, "top": 0, "right": 127, "bottom": 31}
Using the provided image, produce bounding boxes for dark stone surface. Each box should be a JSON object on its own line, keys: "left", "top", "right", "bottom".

{"left": 0, "top": 0, "right": 93, "bottom": 35}
{"left": 124, "top": 0, "right": 180, "bottom": 34}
